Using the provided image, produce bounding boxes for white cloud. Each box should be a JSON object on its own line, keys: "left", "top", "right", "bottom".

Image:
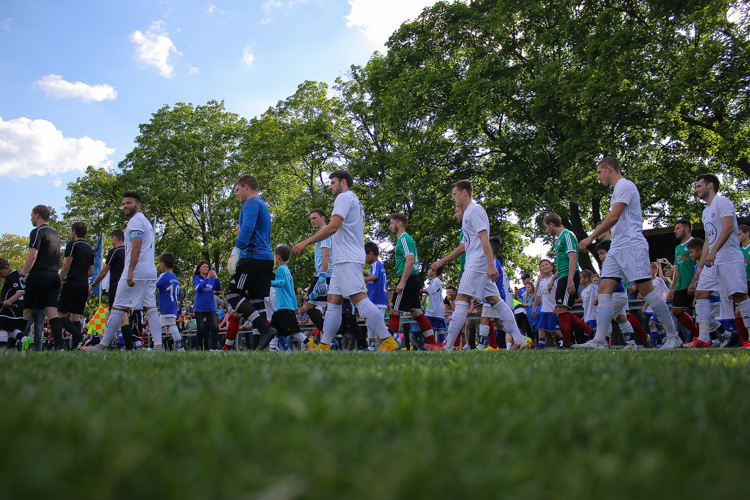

{"left": 1, "top": 18, "right": 11, "bottom": 31}
{"left": 52, "top": 178, "right": 62, "bottom": 187}
{"left": 346, "top": 0, "right": 439, "bottom": 45}
{"left": 242, "top": 46, "right": 255, "bottom": 65}
{"left": 261, "top": 17, "right": 271, "bottom": 24}
{"left": 130, "top": 21, "right": 182, "bottom": 78}
{"left": 35, "top": 74, "right": 118, "bottom": 102}
{"left": 0, "top": 116, "right": 114, "bottom": 179}
{"left": 188, "top": 65, "right": 200, "bottom": 74}
{"left": 207, "top": 4, "right": 217, "bottom": 14}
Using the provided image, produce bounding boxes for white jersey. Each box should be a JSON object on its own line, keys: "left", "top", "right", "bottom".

{"left": 425, "top": 277, "right": 444, "bottom": 318}
{"left": 580, "top": 283, "right": 598, "bottom": 322}
{"left": 610, "top": 178, "right": 648, "bottom": 251}
{"left": 645, "top": 277, "right": 669, "bottom": 313}
{"left": 330, "top": 190, "right": 366, "bottom": 264}
{"left": 264, "top": 289, "right": 275, "bottom": 320}
{"left": 461, "top": 201, "right": 491, "bottom": 273}
{"left": 702, "top": 195, "right": 744, "bottom": 264}
{"left": 538, "top": 275, "right": 556, "bottom": 312}
{"left": 124, "top": 212, "right": 157, "bottom": 280}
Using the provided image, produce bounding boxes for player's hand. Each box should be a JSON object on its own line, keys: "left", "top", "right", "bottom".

{"left": 593, "top": 297, "right": 598, "bottom": 306}
{"left": 396, "top": 281, "right": 405, "bottom": 294}
{"left": 531, "top": 309, "right": 537, "bottom": 319}
{"left": 2, "top": 299, "right": 11, "bottom": 308}
{"left": 688, "top": 283, "right": 696, "bottom": 295}
{"left": 488, "top": 267, "right": 499, "bottom": 282}
{"left": 705, "top": 252, "right": 716, "bottom": 268}
{"left": 127, "top": 272, "right": 135, "bottom": 287}
{"left": 430, "top": 260, "right": 443, "bottom": 272}
{"left": 567, "top": 278, "right": 576, "bottom": 295}
{"left": 579, "top": 236, "right": 593, "bottom": 252}
{"left": 292, "top": 242, "right": 308, "bottom": 256}
{"left": 227, "top": 254, "right": 239, "bottom": 275}
{"left": 548, "top": 280, "right": 554, "bottom": 292}
{"left": 667, "top": 291, "right": 673, "bottom": 300}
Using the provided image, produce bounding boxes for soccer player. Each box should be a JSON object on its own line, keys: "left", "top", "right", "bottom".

{"left": 364, "top": 241, "right": 388, "bottom": 350}
{"left": 422, "top": 265, "right": 446, "bottom": 343}
{"left": 155, "top": 252, "right": 184, "bottom": 351}
{"left": 268, "top": 244, "right": 309, "bottom": 350}
{"left": 691, "top": 174, "right": 750, "bottom": 348}
{"left": 223, "top": 174, "right": 277, "bottom": 351}
{"left": 58, "top": 222, "right": 94, "bottom": 349}
{"left": 300, "top": 209, "right": 333, "bottom": 333}
{"left": 578, "top": 270, "right": 597, "bottom": 335}
{"left": 576, "top": 157, "right": 680, "bottom": 349}
{"left": 387, "top": 213, "right": 436, "bottom": 344}
{"left": 87, "top": 192, "right": 165, "bottom": 352}
{"left": 684, "top": 238, "right": 727, "bottom": 346}
{"left": 0, "top": 258, "right": 25, "bottom": 348}
{"left": 641, "top": 262, "right": 670, "bottom": 345}
{"left": 667, "top": 219, "right": 699, "bottom": 339}
{"left": 292, "top": 170, "right": 398, "bottom": 351}
{"left": 20, "top": 205, "right": 65, "bottom": 350}
{"left": 428, "top": 180, "right": 527, "bottom": 350}
{"left": 476, "top": 236, "right": 507, "bottom": 350}
{"left": 544, "top": 213, "right": 593, "bottom": 347}
{"left": 532, "top": 259, "right": 559, "bottom": 349}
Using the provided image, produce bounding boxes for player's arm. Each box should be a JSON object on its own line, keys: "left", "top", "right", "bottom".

{"left": 90, "top": 262, "right": 111, "bottom": 290}
{"left": 21, "top": 249, "right": 38, "bottom": 278}
{"left": 59, "top": 256, "right": 72, "bottom": 281}
{"left": 127, "top": 236, "right": 143, "bottom": 286}
{"left": 532, "top": 293, "right": 540, "bottom": 318}
{"left": 364, "top": 273, "right": 377, "bottom": 283}
{"left": 578, "top": 202, "right": 626, "bottom": 250}
{"left": 669, "top": 265, "right": 679, "bottom": 295}
{"left": 566, "top": 251, "right": 577, "bottom": 293}
{"left": 397, "top": 254, "right": 414, "bottom": 293}
{"left": 293, "top": 216, "right": 342, "bottom": 255}
{"left": 431, "top": 243, "right": 465, "bottom": 271}
{"left": 477, "top": 230, "right": 498, "bottom": 281}
{"left": 705, "top": 215, "right": 736, "bottom": 267}
{"left": 320, "top": 246, "right": 330, "bottom": 275}
{"left": 3, "top": 290, "right": 25, "bottom": 308}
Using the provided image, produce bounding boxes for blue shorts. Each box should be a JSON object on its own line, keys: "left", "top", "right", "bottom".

{"left": 720, "top": 319, "right": 737, "bottom": 333}
{"left": 538, "top": 311, "right": 560, "bottom": 331}
{"left": 427, "top": 316, "right": 447, "bottom": 331}
{"left": 586, "top": 320, "right": 597, "bottom": 330}
{"left": 648, "top": 313, "right": 662, "bottom": 326}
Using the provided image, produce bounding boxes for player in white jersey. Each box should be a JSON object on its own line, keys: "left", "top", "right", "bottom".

{"left": 292, "top": 170, "right": 397, "bottom": 351}
{"left": 578, "top": 270, "right": 598, "bottom": 333}
{"left": 691, "top": 174, "right": 750, "bottom": 348}
{"left": 87, "top": 192, "right": 164, "bottom": 351}
{"left": 532, "top": 260, "right": 560, "bottom": 349}
{"left": 576, "top": 157, "right": 680, "bottom": 349}
{"left": 427, "top": 180, "right": 527, "bottom": 350}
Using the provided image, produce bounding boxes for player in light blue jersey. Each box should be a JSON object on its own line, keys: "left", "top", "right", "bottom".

{"left": 155, "top": 253, "right": 184, "bottom": 351}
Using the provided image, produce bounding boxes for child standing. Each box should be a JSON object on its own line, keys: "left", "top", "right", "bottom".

{"left": 578, "top": 270, "right": 598, "bottom": 337}
{"left": 155, "top": 253, "right": 185, "bottom": 351}
{"left": 532, "top": 259, "right": 560, "bottom": 348}
{"left": 364, "top": 241, "right": 388, "bottom": 350}
{"left": 268, "top": 245, "right": 310, "bottom": 351}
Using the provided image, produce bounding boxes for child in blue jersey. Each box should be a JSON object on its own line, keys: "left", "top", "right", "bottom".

{"left": 155, "top": 253, "right": 184, "bottom": 351}
{"left": 364, "top": 242, "right": 388, "bottom": 350}
{"left": 268, "top": 245, "right": 310, "bottom": 351}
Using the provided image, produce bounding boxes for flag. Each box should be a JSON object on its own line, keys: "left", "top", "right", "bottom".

{"left": 87, "top": 304, "right": 109, "bottom": 336}
{"left": 89, "top": 235, "right": 103, "bottom": 296}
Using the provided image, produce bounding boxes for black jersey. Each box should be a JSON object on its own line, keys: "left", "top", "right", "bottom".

{"left": 29, "top": 224, "right": 61, "bottom": 272}
{"left": 64, "top": 240, "right": 94, "bottom": 282}
{"left": 105, "top": 245, "right": 125, "bottom": 287}
{"left": 0, "top": 270, "right": 25, "bottom": 319}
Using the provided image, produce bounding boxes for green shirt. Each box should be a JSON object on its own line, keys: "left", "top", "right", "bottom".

{"left": 674, "top": 238, "right": 695, "bottom": 290}
{"left": 742, "top": 244, "right": 750, "bottom": 281}
{"left": 554, "top": 229, "right": 578, "bottom": 278}
{"left": 395, "top": 232, "right": 420, "bottom": 277}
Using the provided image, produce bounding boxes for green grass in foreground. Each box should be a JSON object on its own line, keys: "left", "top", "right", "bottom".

{"left": 1, "top": 350, "right": 748, "bottom": 499}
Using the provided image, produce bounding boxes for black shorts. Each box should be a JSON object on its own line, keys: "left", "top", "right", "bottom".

{"left": 24, "top": 270, "right": 61, "bottom": 310}
{"left": 391, "top": 274, "right": 423, "bottom": 313}
{"left": 58, "top": 280, "right": 89, "bottom": 315}
{"left": 672, "top": 288, "right": 693, "bottom": 309}
{"left": 0, "top": 316, "right": 26, "bottom": 332}
{"left": 555, "top": 272, "right": 580, "bottom": 309}
{"left": 227, "top": 258, "right": 274, "bottom": 305}
{"left": 270, "top": 309, "right": 301, "bottom": 335}
{"left": 107, "top": 284, "right": 118, "bottom": 309}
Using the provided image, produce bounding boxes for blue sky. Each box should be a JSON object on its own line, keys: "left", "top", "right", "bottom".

{"left": 0, "top": 0, "right": 441, "bottom": 237}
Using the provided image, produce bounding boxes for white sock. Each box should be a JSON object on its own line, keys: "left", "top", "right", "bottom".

{"left": 168, "top": 324, "right": 182, "bottom": 341}
{"left": 146, "top": 308, "right": 163, "bottom": 344}
{"left": 619, "top": 319, "right": 634, "bottom": 335}
{"left": 444, "top": 301, "right": 469, "bottom": 348}
{"left": 358, "top": 298, "right": 392, "bottom": 340}
{"left": 294, "top": 332, "right": 307, "bottom": 344}
{"left": 594, "top": 294, "right": 614, "bottom": 342}
{"left": 645, "top": 289, "right": 677, "bottom": 337}
{"left": 321, "top": 303, "right": 342, "bottom": 344}
{"left": 737, "top": 299, "right": 750, "bottom": 328}
{"left": 0, "top": 330, "right": 7, "bottom": 343}
{"left": 269, "top": 338, "right": 279, "bottom": 351}
{"left": 101, "top": 309, "right": 126, "bottom": 346}
{"left": 695, "top": 298, "right": 711, "bottom": 342}
{"left": 710, "top": 318, "right": 722, "bottom": 331}
{"left": 478, "top": 324, "right": 490, "bottom": 347}
{"left": 492, "top": 299, "right": 524, "bottom": 342}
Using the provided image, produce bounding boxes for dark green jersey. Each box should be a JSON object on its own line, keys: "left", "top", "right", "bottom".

{"left": 554, "top": 229, "right": 578, "bottom": 278}
{"left": 674, "top": 238, "right": 695, "bottom": 290}
{"left": 742, "top": 244, "right": 750, "bottom": 281}
{"left": 395, "top": 233, "right": 420, "bottom": 277}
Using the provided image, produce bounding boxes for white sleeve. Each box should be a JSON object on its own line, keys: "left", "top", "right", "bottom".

{"left": 611, "top": 181, "right": 633, "bottom": 207}
{"left": 331, "top": 193, "right": 352, "bottom": 220}
{"left": 717, "top": 197, "right": 736, "bottom": 219}
{"left": 426, "top": 278, "right": 440, "bottom": 294}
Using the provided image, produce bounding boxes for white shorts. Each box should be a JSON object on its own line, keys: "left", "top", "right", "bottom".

{"left": 328, "top": 262, "right": 367, "bottom": 298}
{"left": 113, "top": 279, "right": 156, "bottom": 309}
{"left": 160, "top": 315, "right": 176, "bottom": 326}
{"left": 481, "top": 303, "right": 500, "bottom": 319}
{"left": 601, "top": 246, "right": 651, "bottom": 283}
{"left": 613, "top": 292, "right": 629, "bottom": 317}
{"left": 457, "top": 270, "right": 500, "bottom": 301}
{"left": 697, "top": 261, "right": 748, "bottom": 296}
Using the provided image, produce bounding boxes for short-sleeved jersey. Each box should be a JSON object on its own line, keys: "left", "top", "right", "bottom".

{"left": 395, "top": 233, "right": 420, "bottom": 277}
{"left": 742, "top": 244, "right": 750, "bottom": 281}
{"left": 193, "top": 275, "right": 221, "bottom": 312}
{"left": 124, "top": 212, "right": 157, "bottom": 280}
{"left": 702, "top": 195, "right": 744, "bottom": 264}
{"left": 236, "top": 196, "right": 273, "bottom": 260}
{"left": 538, "top": 275, "right": 556, "bottom": 312}
{"left": 105, "top": 245, "right": 125, "bottom": 288}
{"left": 330, "top": 190, "right": 366, "bottom": 264}
{"left": 28, "top": 224, "right": 61, "bottom": 272}
{"left": 0, "top": 270, "right": 24, "bottom": 319}
{"left": 156, "top": 271, "right": 181, "bottom": 317}
{"left": 367, "top": 260, "right": 388, "bottom": 306}
{"left": 645, "top": 277, "right": 669, "bottom": 313}
{"left": 580, "top": 283, "right": 598, "bottom": 322}
{"left": 64, "top": 240, "right": 94, "bottom": 282}
{"left": 314, "top": 236, "right": 333, "bottom": 277}
{"left": 609, "top": 178, "right": 648, "bottom": 251}
{"left": 554, "top": 229, "right": 579, "bottom": 278}
{"left": 461, "top": 202, "right": 491, "bottom": 273}
{"left": 674, "top": 238, "right": 695, "bottom": 290}
{"left": 425, "top": 277, "right": 443, "bottom": 318}
{"left": 271, "top": 264, "right": 297, "bottom": 311}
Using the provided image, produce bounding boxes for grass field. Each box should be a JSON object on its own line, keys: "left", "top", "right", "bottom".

{"left": 1, "top": 350, "right": 749, "bottom": 499}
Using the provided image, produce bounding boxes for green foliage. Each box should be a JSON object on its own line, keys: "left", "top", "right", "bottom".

{"left": 1, "top": 351, "right": 749, "bottom": 499}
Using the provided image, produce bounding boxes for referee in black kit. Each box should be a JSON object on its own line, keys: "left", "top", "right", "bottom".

{"left": 58, "top": 221, "right": 94, "bottom": 349}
